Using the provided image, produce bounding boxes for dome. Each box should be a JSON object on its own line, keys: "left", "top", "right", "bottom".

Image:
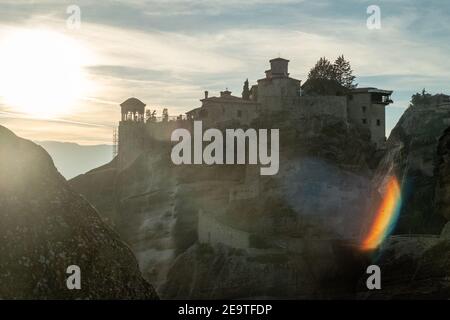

{"left": 120, "top": 97, "right": 146, "bottom": 113}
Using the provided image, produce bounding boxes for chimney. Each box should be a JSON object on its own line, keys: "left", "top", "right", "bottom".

{"left": 204, "top": 90, "right": 209, "bottom": 99}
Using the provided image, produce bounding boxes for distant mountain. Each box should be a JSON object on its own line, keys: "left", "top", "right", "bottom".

{"left": 36, "top": 141, "right": 113, "bottom": 179}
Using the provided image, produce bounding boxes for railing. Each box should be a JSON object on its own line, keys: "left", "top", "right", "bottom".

{"left": 146, "top": 115, "right": 189, "bottom": 122}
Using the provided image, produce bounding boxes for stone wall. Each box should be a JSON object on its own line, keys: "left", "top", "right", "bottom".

{"left": 198, "top": 210, "right": 250, "bottom": 249}
{"left": 118, "top": 121, "right": 146, "bottom": 168}
{"left": 347, "top": 93, "right": 386, "bottom": 147}
{"left": 257, "top": 77, "right": 301, "bottom": 111}
{"left": 295, "top": 96, "right": 348, "bottom": 119}
{"left": 145, "top": 120, "right": 192, "bottom": 143}
{"left": 198, "top": 102, "right": 259, "bottom": 127}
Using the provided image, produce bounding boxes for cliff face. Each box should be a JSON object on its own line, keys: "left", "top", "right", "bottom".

{"left": 436, "top": 127, "right": 450, "bottom": 221}
{"left": 373, "top": 103, "right": 450, "bottom": 234}
{"left": 359, "top": 107, "right": 450, "bottom": 299}
{"left": 0, "top": 125, "right": 157, "bottom": 299}
{"left": 70, "top": 159, "right": 118, "bottom": 227}
{"left": 359, "top": 236, "right": 450, "bottom": 299}
{"left": 71, "top": 112, "right": 380, "bottom": 298}
{"left": 68, "top": 97, "right": 450, "bottom": 299}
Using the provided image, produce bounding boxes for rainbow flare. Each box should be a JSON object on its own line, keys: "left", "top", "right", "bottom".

{"left": 361, "top": 176, "right": 402, "bottom": 251}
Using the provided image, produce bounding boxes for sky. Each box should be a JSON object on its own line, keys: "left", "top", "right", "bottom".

{"left": 0, "top": 0, "right": 449, "bottom": 145}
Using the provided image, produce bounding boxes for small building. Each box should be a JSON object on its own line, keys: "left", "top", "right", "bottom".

{"left": 116, "top": 57, "right": 394, "bottom": 164}
{"left": 254, "top": 58, "right": 302, "bottom": 111}
{"left": 188, "top": 89, "right": 259, "bottom": 128}
{"left": 118, "top": 97, "right": 147, "bottom": 168}
{"left": 347, "top": 88, "right": 393, "bottom": 148}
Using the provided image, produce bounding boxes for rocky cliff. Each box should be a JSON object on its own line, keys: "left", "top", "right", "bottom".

{"left": 359, "top": 102, "right": 450, "bottom": 299}
{"left": 435, "top": 127, "right": 450, "bottom": 221}
{"left": 70, "top": 97, "right": 450, "bottom": 299}
{"left": 373, "top": 102, "right": 450, "bottom": 234}
{"left": 71, "top": 111, "right": 381, "bottom": 298}
{"left": 0, "top": 125, "right": 157, "bottom": 299}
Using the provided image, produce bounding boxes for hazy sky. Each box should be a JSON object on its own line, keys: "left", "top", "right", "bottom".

{"left": 0, "top": 0, "right": 449, "bottom": 144}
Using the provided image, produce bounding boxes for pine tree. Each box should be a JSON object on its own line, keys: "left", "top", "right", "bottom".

{"left": 307, "top": 57, "right": 336, "bottom": 81}
{"left": 333, "top": 55, "right": 357, "bottom": 89}
{"left": 242, "top": 78, "right": 250, "bottom": 100}
{"left": 307, "top": 55, "right": 357, "bottom": 89}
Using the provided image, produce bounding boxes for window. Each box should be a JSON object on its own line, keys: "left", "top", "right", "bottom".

{"left": 362, "top": 118, "right": 367, "bottom": 124}
{"left": 237, "top": 110, "right": 242, "bottom": 117}
{"left": 362, "top": 106, "right": 366, "bottom": 113}
{"left": 377, "top": 119, "right": 381, "bottom": 126}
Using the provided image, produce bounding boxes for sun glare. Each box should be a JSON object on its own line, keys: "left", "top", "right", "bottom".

{"left": 0, "top": 29, "right": 92, "bottom": 118}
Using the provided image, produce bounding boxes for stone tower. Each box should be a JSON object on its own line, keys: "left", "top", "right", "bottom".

{"left": 256, "top": 57, "right": 302, "bottom": 111}
{"left": 118, "top": 97, "right": 146, "bottom": 168}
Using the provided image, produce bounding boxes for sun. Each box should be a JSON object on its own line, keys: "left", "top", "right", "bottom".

{"left": 0, "top": 29, "right": 92, "bottom": 118}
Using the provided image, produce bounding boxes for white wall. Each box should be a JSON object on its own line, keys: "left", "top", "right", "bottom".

{"left": 198, "top": 210, "right": 250, "bottom": 249}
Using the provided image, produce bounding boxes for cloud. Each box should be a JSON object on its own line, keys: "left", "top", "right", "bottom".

{"left": 1, "top": 0, "right": 449, "bottom": 143}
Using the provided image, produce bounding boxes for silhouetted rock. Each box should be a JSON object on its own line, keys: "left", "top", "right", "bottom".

{"left": 435, "top": 126, "right": 450, "bottom": 221}
{"left": 373, "top": 102, "right": 450, "bottom": 234}
{"left": 360, "top": 122, "right": 450, "bottom": 299}
{"left": 0, "top": 125, "right": 157, "bottom": 299}
{"left": 359, "top": 236, "right": 450, "bottom": 299}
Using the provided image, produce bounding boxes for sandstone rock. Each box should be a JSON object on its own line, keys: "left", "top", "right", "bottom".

{"left": 0, "top": 125, "right": 157, "bottom": 299}
{"left": 435, "top": 126, "right": 450, "bottom": 221}
{"left": 441, "top": 222, "right": 450, "bottom": 238}
{"left": 360, "top": 236, "right": 450, "bottom": 299}
{"left": 373, "top": 103, "right": 450, "bottom": 234}
{"left": 71, "top": 112, "right": 379, "bottom": 298}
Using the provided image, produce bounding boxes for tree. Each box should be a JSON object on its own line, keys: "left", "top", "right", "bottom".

{"left": 242, "top": 78, "right": 250, "bottom": 100}
{"left": 333, "top": 55, "right": 357, "bottom": 89}
{"left": 307, "top": 55, "right": 357, "bottom": 89}
{"left": 307, "top": 57, "right": 336, "bottom": 81}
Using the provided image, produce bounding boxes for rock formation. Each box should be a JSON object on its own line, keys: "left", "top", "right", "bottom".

{"left": 71, "top": 111, "right": 379, "bottom": 298}
{"left": 70, "top": 95, "right": 450, "bottom": 299}
{"left": 435, "top": 127, "right": 450, "bottom": 221}
{"left": 0, "top": 125, "right": 157, "bottom": 299}
{"left": 373, "top": 101, "right": 450, "bottom": 234}
{"left": 359, "top": 105, "right": 450, "bottom": 299}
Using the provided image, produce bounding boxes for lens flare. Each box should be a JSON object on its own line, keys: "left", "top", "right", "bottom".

{"left": 361, "top": 176, "right": 402, "bottom": 251}
{"left": 0, "top": 28, "right": 93, "bottom": 118}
